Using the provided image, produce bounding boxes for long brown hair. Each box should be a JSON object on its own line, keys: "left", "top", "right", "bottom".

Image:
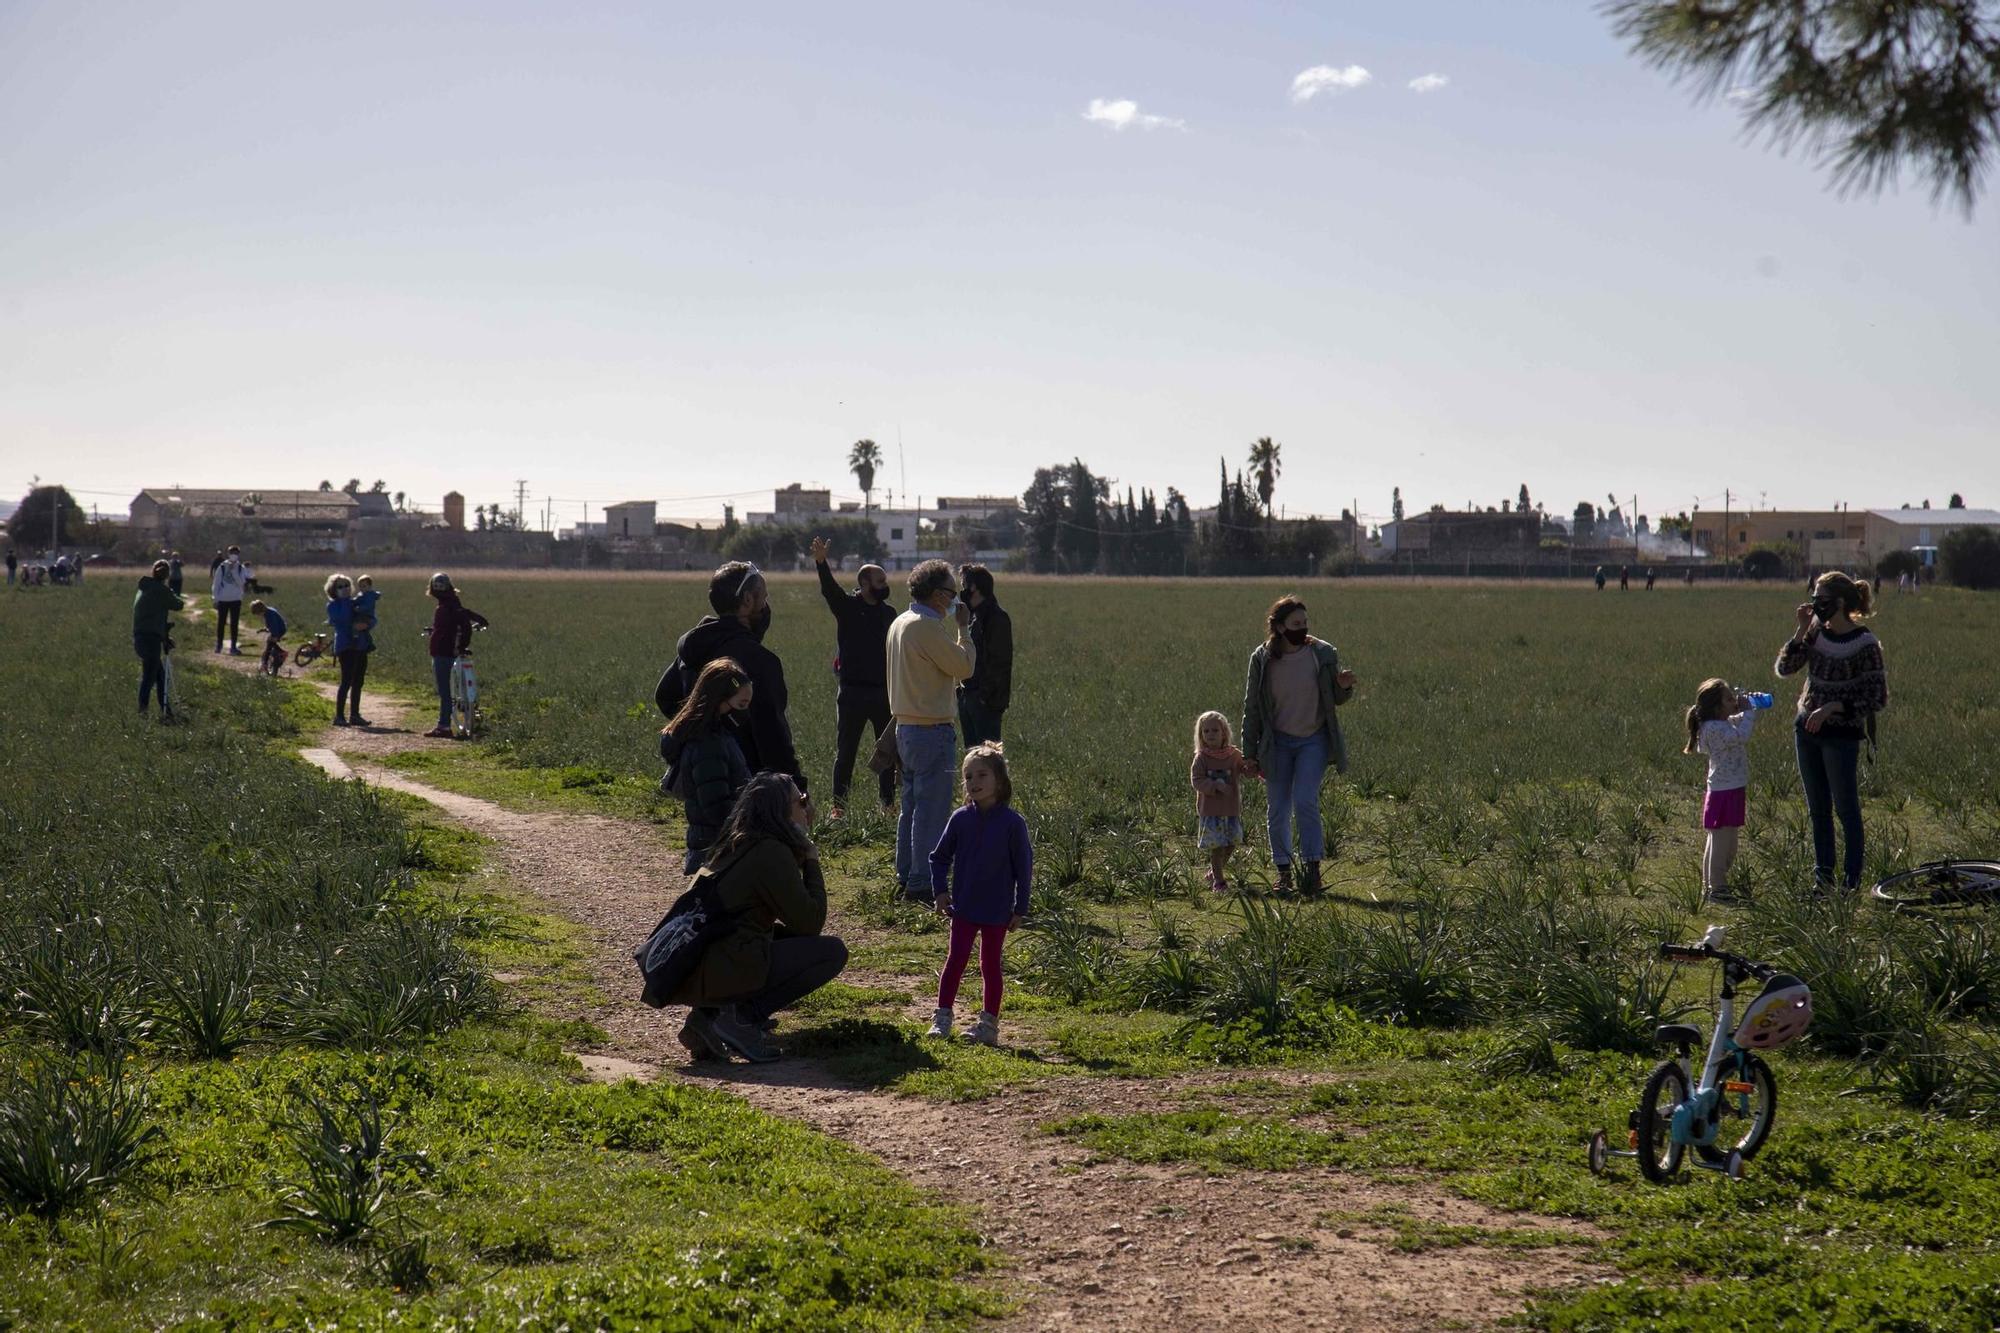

{"left": 963, "top": 742, "right": 1013, "bottom": 807}
{"left": 1813, "top": 571, "right": 1875, "bottom": 621}
{"left": 1265, "top": 595, "right": 1307, "bottom": 655}
{"left": 709, "top": 772, "right": 813, "bottom": 865}
{"left": 667, "top": 657, "right": 750, "bottom": 737}
{"left": 1683, "top": 677, "right": 1734, "bottom": 754}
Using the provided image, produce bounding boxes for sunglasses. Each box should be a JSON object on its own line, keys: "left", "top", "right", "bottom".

{"left": 736, "top": 563, "right": 763, "bottom": 598}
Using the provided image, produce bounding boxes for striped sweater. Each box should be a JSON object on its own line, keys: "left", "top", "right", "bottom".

{"left": 1774, "top": 626, "right": 1888, "bottom": 739}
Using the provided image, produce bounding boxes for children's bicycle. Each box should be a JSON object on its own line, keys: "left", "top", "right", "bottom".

{"left": 291, "top": 633, "right": 329, "bottom": 669}
{"left": 1871, "top": 860, "right": 2000, "bottom": 913}
{"left": 449, "top": 621, "right": 487, "bottom": 739}
{"left": 1588, "top": 925, "right": 1812, "bottom": 1184}
{"left": 160, "top": 619, "right": 179, "bottom": 714}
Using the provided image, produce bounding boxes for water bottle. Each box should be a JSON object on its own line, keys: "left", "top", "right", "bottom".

{"left": 1747, "top": 692, "right": 1774, "bottom": 710}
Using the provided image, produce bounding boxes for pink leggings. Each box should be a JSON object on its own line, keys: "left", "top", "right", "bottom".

{"left": 939, "top": 917, "right": 1008, "bottom": 1015}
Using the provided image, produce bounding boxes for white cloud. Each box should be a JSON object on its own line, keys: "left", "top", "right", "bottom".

{"left": 1290, "top": 64, "right": 1372, "bottom": 102}
{"left": 1407, "top": 73, "right": 1450, "bottom": 94}
{"left": 1083, "top": 97, "right": 1185, "bottom": 132}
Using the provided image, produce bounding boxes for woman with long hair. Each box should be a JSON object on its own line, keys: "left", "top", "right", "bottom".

{"left": 671, "top": 773, "right": 847, "bottom": 1062}
{"left": 1776, "top": 571, "right": 1888, "bottom": 889}
{"left": 661, "top": 657, "right": 755, "bottom": 872}
{"left": 1239, "top": 595, "right": 1359, "bottom": 895}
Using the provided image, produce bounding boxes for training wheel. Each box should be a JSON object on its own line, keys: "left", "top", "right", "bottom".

{"left": 1725, "top": 1149, "right": 1745, "bottom": 1181}
{"left": 1587, "top": 1130, "right": 1609, "bottom": 1174}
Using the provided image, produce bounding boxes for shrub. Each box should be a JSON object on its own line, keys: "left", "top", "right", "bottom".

{"left": 1940, "top": 526, "right": 2000, "bottom": 589}
{"left": 151, "top": 921, "right": 260, "bottom": 1059}
{"left": 1875, "top": 548, "right": 1922, "bottom": 583}
{"left": 265, "top": 1088, "right": 425, "bottom": 1244}
{"left": 0, "top": 1058, "right": 158, "bottom": 1219}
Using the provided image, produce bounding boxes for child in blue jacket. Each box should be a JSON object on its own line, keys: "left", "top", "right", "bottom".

{"left": 926, "top": 743, "right": 1032, "bottom": 1046}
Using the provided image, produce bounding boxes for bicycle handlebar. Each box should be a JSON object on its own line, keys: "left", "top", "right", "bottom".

{"left": 1658, "top": 941, "right": 1776, "bottom": 979}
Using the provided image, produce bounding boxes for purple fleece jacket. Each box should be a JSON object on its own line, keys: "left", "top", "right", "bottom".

{"left": 928, "top": 803, "right": 1033, "bottom": 924}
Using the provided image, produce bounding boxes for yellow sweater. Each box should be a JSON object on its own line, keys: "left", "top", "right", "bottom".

{"left": 887, "top": 609, "right": 976, "bottom": 724}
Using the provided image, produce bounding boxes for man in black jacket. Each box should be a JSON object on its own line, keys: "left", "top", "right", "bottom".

{"left": 812, "top": 536, "right": 896, "bottom": 815}
{"left": 957, "top": 564, "right": 1012, "bottom": 746}
{"left": 657, "top": 561, "right": 807, "bottom": 796}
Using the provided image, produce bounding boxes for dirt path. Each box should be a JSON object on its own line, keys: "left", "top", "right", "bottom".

{"left": 193, "top": 637, "right": 1609, "bottom": 1330}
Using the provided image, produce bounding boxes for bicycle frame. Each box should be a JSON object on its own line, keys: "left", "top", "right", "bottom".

{"left": 1669, "top": 972, "right": 1755, "bottom": 1157}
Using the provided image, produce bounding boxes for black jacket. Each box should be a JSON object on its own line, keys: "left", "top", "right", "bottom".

{"left": 816, "top": 561, "right": 897, "bottom": 689}
{"left": 963, "top": 599, "right": 1014, "bottom": 713}
{"left": 659, "top": 615, "right": 806, "bottom": 793}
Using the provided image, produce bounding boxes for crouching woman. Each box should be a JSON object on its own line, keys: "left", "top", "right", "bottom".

{"left": 674, "top": 773, "right": 848, "bottom": 1062}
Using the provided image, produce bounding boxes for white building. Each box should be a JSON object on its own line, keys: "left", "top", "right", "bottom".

{"left": 1865, "top": 507, "right": 2000, "bottom": 562}
{"left": 744, "top": 489, "right": 922, "bottom": 567}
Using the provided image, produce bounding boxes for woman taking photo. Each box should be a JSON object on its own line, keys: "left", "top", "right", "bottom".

{"left": 1776, "top": 571, "right": 1889, "bottom": 890}
{"left": 659, "top": 657, "right": 754, "bottom": 873}
{"left": 673, "top": 773, "right": 848, "bottom": 1063}
{"left": 1241, "top": 595, "right": 1358, "bottom": 895}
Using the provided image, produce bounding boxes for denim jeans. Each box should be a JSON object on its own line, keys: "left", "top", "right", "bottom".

{"left": 1264, "top": 730, "right": 1330, "bottom": 866}
{"left": 895, "top": 722, "right": 958, "bottom": 891}
{"left": 1795, "top": 719, "right": 1864, "bottom": 887}
{"left": 432, "top": 656, "right": 454, "bottom": 729}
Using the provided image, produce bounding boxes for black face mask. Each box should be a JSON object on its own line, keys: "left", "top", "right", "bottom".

{"left": 1812, "top": 598, "right": 1840, "bottom": 621}
{"left": 752, "top": 605, "right": 773, "bottom": 641}
{"left": 1282, "top": 627, "right": 1309, "bottom": 647}
{"left": 862, "top": 584, "right": 887, "bottom": 603}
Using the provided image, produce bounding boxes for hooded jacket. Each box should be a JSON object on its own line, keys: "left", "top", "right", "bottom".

{"left": 132, "top": 576, "right": 185, "bottom": 637}
{"left": 211, "top": 557, "right": 250, "bottom": 603}
{"left": 660, "top": 615, "right": 805, "bottom": 792}
{"left": 427, "top": 589, "right": 476, "bottom": 658}
{"left": 668, "top": 836, "right": 827, "bottom": 1005}
{"left": 660, "top": 722, "right": 751, "bottom": 861}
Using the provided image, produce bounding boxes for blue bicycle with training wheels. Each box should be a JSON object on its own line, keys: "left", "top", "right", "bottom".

{"left": 1589, "top": 925, "right": 1812, "bottom": 1184}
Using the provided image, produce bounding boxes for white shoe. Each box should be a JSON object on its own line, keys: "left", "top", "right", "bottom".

{"left": 966, "top": 1011, "right": 999, "bottom": 1046}
{"left": 926, "top": 1007, "right": 953, "bottom": 1039}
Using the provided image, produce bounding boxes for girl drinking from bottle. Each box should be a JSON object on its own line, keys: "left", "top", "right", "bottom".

{"left": 1684, "top": 678, "right": 1766, "bottom": 903}
{"left": 926, "top": 743, "right": 1032, "bottom": 1047}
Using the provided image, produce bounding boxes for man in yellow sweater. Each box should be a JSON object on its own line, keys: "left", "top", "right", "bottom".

{"left": 888, "top": 559, "right": 976, "bottom": 899}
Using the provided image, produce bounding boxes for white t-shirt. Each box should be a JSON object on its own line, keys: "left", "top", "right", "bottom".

{"left": 1697, "top": 712, "right": 1756, "bottom": 792}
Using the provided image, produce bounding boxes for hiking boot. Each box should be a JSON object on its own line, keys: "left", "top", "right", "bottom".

{"left": 1274, "top": 863, "right": 1294, "bottom": 895}
{"left": 965, "top": 1011, "right": 1000, "bottom": 1047}
{"left": 677, "top": 1009, "right": 723, "bottom": 1061}
{"left": 1301, "top": 861, "right": 1324, "bottom": 895}
{"left": 926, "top": 1007, "right": 954, "bottom": 1039}
{"left": 706, "top": 1008, "right": 780, "bottom": 1063}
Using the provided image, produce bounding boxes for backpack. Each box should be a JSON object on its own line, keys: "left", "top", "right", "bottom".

{"left": 632, "top": 875, "right": 737, "bottom": 1009}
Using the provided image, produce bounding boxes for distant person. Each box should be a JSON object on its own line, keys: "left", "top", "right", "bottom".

{"left": 167, "top": 551, "right": 184, "bottom": 597}
{"left": 1684, "top": 679, "right": 1762, "bottom": 903}
{"left": 1241, "top": 595, "right": 1357, "bottom": 896}
{"left": 1685, "top": 567, "right": 1695, "bottom": 587}
{"left": 810, "top": 536, "right": 895, "bottom": 817}
{"left": 887, "top": 560, "right": 975, "bottom": 900}
{"left": 4, "top": 547, "right": 14, "bottom": 585}
{"left": 1594, "top": 565, "right": 1607, "bottom": 591}
{"left": 659, "top": 658, "right": 755, "bottom": 873}
{"left": 1645, "top": 567, "right": 1656, "bottom": 591}
{"left": 1776, "top": 573, "right": 1888, "bottom": 890}
{"left": 669, "top": 774, "right": 848, "bottom": 1064}
{"left": 1191, "top": 710, "right": 1261, "bottom": 894}
{"left": 957, "top": 563, "right": 1013, "bottom": 747}
{"left": 658, "top": 561, "right": 806, "bottom": 795}
{"left": 424, "top": 572, "right": 485, "bottom": 738}
{"left": 925, "top": 743, "right": 1032, "bottom": 1047}
{"left": 132, "top": 558, "right": 184, "bottom": 719}
{"left": 1619, "top": 565, "right": 1630, "bottom": 591}
{"left": 250, "top": 598, "right": 288, "bottom": 675}
{"left": 325, "top": 573, "right": 370, "bottom": 726}
{"left": 211, "top": 546, "right": 250, "bottom": 654}
{"left": 209, "top": 549, "right": 225, "bottom": 576}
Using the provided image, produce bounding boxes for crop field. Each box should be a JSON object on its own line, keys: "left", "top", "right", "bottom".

{"left": 7, "top": 571, "right": 2000, "bottom": 1329}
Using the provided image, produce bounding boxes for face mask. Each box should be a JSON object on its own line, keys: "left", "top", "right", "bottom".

{"left": 946, "top": 595, "right": 962, "bottom": 616}
{"left": 1812, "top": 598, "right": 1839, "bottom": 621}
{"left": 752, "top": 605, "right": 772, "bottom": 641}
{"left": 1282, "top": 627, "right": 1309, "bottom": 647}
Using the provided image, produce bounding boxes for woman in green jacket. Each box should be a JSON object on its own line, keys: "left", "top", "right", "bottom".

{"left": 132, "top": 559, "right": 185, "bottom": 718}
{"left": 1241, "top": 595, "right": 1358, "bottom": 895}
{"left": 675, "top": 773, "right": 848, "bottom": 1062}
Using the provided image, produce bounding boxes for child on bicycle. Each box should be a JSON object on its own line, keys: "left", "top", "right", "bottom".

{"left": 926, "top": 743, "right": 1032, "bottom": 1046}
{"left": 1685, "top": 677, "right": 1759, "bottom": 903}
{"left": 660, "top": 657, "right": 755, "bottom": 872}
{"left": 1191, "top": 710, "right": 1260, "bottom": 893}
{"left": 250, "top": 598, "right": 288, "bottom": 675}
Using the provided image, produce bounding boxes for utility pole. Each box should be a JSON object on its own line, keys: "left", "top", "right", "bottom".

{"left": 1632, "top": 493, "right": 1640, "bottom": 563}
{"left": 1723, "top": 489, "right": 1732, "bottom": 572}
{"left": 1690, "top": 497, "right": 1698, "bottom": 561}
{"left": 514, "top": 479, "right": 528, "bottom": 529}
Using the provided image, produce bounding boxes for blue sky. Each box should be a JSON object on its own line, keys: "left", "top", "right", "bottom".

{"left": 3, "top": 1, "right": 1994, "bottom": 528}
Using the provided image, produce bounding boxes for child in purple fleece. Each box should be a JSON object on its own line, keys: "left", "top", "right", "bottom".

{"left": 925, "top": 743, "right": 1032, "bottom": 1046}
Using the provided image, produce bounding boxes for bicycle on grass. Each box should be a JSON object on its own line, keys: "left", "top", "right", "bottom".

{"left": 160, "top": 619, "right": 178, "bottom": 715}
{"left": 450, "top": 622, "right": 486, "bottom": 739}
{"left": 1871, "top": 860, "right": 2000, "bottom": 913}
{"left": 1588, "top": 925, "right": 1812, "bottom": 1184}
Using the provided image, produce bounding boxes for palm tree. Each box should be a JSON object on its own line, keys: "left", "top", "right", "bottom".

{"left": 1247, "top": 437, "right": 1282, "bottom": 519}
{"left": 848, "top": 438, "right": 883, "bottom": 515}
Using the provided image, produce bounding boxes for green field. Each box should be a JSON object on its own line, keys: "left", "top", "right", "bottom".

{"left": 7, "top": 571, "right": 2000, "bottom": 1329}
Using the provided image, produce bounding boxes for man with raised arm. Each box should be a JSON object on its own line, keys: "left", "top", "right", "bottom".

{"left": 811, "top": 535, "right": 897, "bottom": 818}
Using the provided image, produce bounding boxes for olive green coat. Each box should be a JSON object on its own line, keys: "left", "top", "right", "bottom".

{"left": 669, "top": 837, "right": 827, "bottom": 1005}
{"left": 1241, "top": 637, "right": 1354, "bottom": 775}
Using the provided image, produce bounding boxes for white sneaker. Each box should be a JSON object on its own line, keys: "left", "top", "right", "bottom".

{"left": 926, "top": 1007, "right": 953, "bottom": 1039}
{"left": 966, "top": 1011, "right": 999, "bottom": 1046}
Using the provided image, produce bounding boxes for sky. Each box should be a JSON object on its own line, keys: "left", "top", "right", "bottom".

{"left": 3, "top": 1, "right": 1995, "bottom": 530}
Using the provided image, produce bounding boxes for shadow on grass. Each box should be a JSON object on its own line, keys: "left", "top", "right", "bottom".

{"left": 680, "top": 1016, "right": 1055, "bottom": 1095}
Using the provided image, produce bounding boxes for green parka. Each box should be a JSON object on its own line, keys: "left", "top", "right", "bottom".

{"left": 132, "top": 576, "right": 185, "bottom": 637}
{"left": 1241, "top": 637, "right": 1354, "bottom": 775}
{"left": 669, "top": 836, "right": 827, "bottom": 1005}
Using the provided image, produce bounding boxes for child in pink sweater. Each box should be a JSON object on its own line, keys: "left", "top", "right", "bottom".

{"left": 1191, "top": 710, "right": 1261, "bottom": 893}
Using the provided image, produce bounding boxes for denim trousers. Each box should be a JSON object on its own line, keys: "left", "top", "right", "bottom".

{"left": 1795, "top": 720, "right": 1864, "bottom": 888}
{"left": 895, "top": 722, "right": 957, "bottom": 889}
{"left": 957, "top": 691, "right": 1004, "bottom": 748}
{"left": 1264, "top": 730, "right": 1330, "bottom": 866}
{"left": 432, "top": 656, "right": 454, "bottom": 728}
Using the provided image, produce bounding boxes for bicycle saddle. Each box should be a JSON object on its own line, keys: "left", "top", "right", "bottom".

{"left": 1653, "top": 1023, "right": 1702, "bottom": 1051}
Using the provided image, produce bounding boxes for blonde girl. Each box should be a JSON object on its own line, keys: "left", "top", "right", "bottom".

{"left": 1684, "top": 678, "right": 1760, "bottom": 902}
{"left": 1191, "top": 710, "right": 1259, "bottom": 893}
{"left": 925, "top": 743, "right": 1032, "bottom": 1046}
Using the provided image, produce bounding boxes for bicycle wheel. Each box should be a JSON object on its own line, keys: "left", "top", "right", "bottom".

{"left": 1698, "top": 1053, "right": 1777, "bottom": 1163}
{"left": 1872, "top": 861, "right": 2000, "bottom": 911}
{"left": 295, "top": 642, "right": 321, "bottom": 667}
{"left": 160, "top": 653, "right": 175, "bottom": 712}
{"left": 1636, "top": 1060, "right": 1689, "bottom": 1184}
{"left": 451, "top": 661, "right": 475, "bottom": 738}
